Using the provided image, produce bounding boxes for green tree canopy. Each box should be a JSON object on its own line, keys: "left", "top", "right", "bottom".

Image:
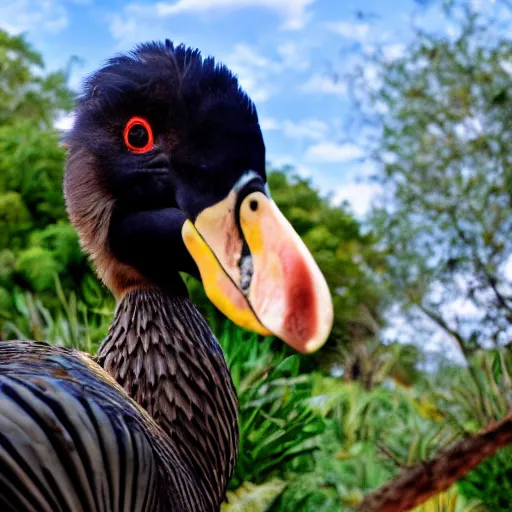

{"left": 353, "top": 1, "right": 512, "bottom": 357}
{"left": 0, "top": 30, "right": 73, "bottom": 127}
{"left": 0, "top": 29, "right": 85, "bottom": 326}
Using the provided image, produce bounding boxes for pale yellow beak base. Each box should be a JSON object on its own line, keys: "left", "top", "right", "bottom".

{"left": 182, "top": 192, "right": 333, "bottom": 353}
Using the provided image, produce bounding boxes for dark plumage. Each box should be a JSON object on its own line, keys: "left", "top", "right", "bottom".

{"left": 0, "top": 39, "right": 332, "bottom": 512}
{"left": 72, "top": 40, "right": 264, "bottom": 218}
{"left": 1, "top": 41, "right": 246, "bottom": 512}
{"left": 98, "top": 289, "right": 238, "bottom": 508}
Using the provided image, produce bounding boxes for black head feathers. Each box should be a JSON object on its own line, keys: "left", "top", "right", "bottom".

{"left": 65, "top": 39, "right": 266, "bottom": 246}
{"left": 69, "top": 40, "right": 264, "bottom": 177}
{"left": 79, "top": 40, "right": 257, "bottom": 122}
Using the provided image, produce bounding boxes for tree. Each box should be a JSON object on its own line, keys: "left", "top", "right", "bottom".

{"left": 342, "top": 2, "right": 512, "bottom": 507}
{"left": 352, "top": 1, "right": 512, "bottom": 357}
{"left": 0, "top": 29, "right": 92, "bottom": 331}
{"left": 0, "top": 30, "right": 73, "bottom": 127}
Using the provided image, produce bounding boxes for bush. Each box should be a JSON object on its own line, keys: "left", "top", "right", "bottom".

{"left": 0, "top": 286, "right": 12, "bottom": 316}
{"left": 0, "top": 249, "right": 15, "bottom": 287}
{"left": 16, "top": 246, "right": 61, "bottom": 292}
{"left": 29, "top": 222, "right": 83, "bottom": 269}
{"left": 458, "top": 447, "right": 512, "bottom": 511}
{"left": 217, "top": 322, "right": 325, "bottom": 490}
{"left": 0, "top": 191, "right": 32, "bottom": 249}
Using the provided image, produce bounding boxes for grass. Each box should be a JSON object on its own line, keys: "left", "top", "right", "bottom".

{"left": 2, "top": 285, "right": 511, "bottom": 511}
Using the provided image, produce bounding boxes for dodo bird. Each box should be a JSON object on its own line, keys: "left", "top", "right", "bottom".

{"left": 0, "top": 41, "right": 333, "bottom": 511}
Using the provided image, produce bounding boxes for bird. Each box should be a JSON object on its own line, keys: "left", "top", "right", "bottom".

{"left": 0, "top": 40, "right": 333, "bottom": 512}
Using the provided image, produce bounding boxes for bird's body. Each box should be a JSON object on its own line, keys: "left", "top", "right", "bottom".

{"left": 0, "top": 40, "right": 332, "bottom": 511}
{"left": 0, "top": 341, "right": 172, "bottom": 512}
{"left": 98, "top": 288, "right": 238, "bottom": 509}
{"left": 0, "top": 289, "right": 236, "bottom": 511}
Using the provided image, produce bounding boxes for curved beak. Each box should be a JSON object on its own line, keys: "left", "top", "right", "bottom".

{"left": 182, "top": 174, "right": 333, "bottom": 353}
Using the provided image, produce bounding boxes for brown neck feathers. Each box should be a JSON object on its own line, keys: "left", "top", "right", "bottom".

{"left": 97, "top": 288, "right": 238, "bottom": 510}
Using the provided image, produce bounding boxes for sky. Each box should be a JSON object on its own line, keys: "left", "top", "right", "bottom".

{"left": 3, "top": 0, "right": 506, "bottom": 363}
{"left": 0, "top": 0, "right": 439, "bottom": 217}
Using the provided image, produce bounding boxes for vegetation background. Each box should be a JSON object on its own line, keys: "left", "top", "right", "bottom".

{"left": 0, "top": 0, "right": 511, "bottom": 510}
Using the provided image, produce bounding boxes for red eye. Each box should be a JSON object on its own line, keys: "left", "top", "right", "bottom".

{"left": 123, "top": 116, "right": 154, "bottom": 153}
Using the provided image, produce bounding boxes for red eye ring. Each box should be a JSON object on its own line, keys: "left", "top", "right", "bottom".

{"left": 123, "top": 116, "right": 154, "bottom": 154}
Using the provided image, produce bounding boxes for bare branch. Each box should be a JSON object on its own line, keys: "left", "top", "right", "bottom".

{"left": 448, "top": 208, "right": 512, "bottom": 316}
{"left": 416, "top": 303, "right": 470, "bottom": 361}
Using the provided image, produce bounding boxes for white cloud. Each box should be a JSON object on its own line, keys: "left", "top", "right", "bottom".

{"left": 503, "top": 255, "right": 512, "bottom": 281}
{"left": 109, "top": 11, "right": 140, "bottom": 45}
{"left": 156, "top": 0, "right": 316, "bottom": 30}
{"left": 266, "top": 153, "right": 316, "bottom": 179}
{"left": 276, "top": 42, "right": 309, "bottom": 71}
{"left": 333, "top": 182, "right": 380, "bottom": 217}
{"left": 327, "top": 21, "right": 370, "bottom": 42}
{"left": 260, "top": 117, "right": 280, "bottom": 131}
{"left": 300, "top": 74, "right": 347, "bottom": 96}
{"left": 305, "top": 142, "right": 363, "bottom": 163}
{"left": 228, "top": 43, "right": 279, "bottom": 72}
{"left": 445, "top": 297, "right": 481, "bottom": 318}
{"left": 109, "top": 1, "right": 316, "bottom": 48}
{"left": 108, "top": 3, "right": 315, "bottom": 101}
{"left": 500, "top": 59, "right": 512, "bottom": 76}
{"left": 108, "top": 6, "right": 187, "bottom": 49}
{"left": 54, "top": 112, "right": 75, "bottom": 131}
{"left": 0, "top": 0, "right": 68, "bottom": 34}
{"left": 224, "top": 41, "right": 313, "bottom": 102}
{"left": 454, "top": 116, "right": 484, "bottom": 142}
{"left": 282, "top": 119, "right": 329, "bottom": 141}
{"left": 382, "top": 43, "right": 405, "bottom": 61}
{"left": 223, "top": 44, "right": 279, "bottom": 102}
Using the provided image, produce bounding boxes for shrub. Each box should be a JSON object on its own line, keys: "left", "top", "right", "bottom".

{"left": 16, "top": 246, "right": 61, "bottom": 292}
{"left": 458, "top": 447, "right": 512, "bottom": 512}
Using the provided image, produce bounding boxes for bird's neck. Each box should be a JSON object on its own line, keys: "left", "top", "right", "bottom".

{"left": 97, "top": 288, "right": 238, "bottom": 510}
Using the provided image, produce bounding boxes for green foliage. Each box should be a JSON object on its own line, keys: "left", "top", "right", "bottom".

{"left": 29, "top": 222, "right": 83, "bottom": 269}
{"left": 215, "top": 321, "right": 449, "bottom": 511}
{"left": 0, "top": 249, "right": 15, "bottom": 287}
{"left": 427, "top": 349, "right": 512, "bottom": 433}
{"left": 0, "top": 29, "right": 74, "bottom": 126}
{"left": 0, "top": 286, "right": 12, "bottom": 315}
{"left": 413, "top": 485, "right": 485, "bottom": 512}
{"left": 426, "top": 349, "right": 512, "bottom": 509}
{"left": 218, "top": 322, "right": 325, "bottom": 489}
{"left": 457, "top": 447, "right": 512, "bottom": 511}
{"left": 0, "top": 30, "right": 110, "bottom": 329}
{"left": 353, "top": 1, "right": 512, "bottom": 354}
{"left": 222, "top": 479, "right": 286, "bottom": 512}
{"left": 273, "top": 428, "right": 390, "bottom": 511}
{"left": 3, "top": 278, "right": 108, "bottom": 351}
{"left": 0, "top": 121, "right": 68, "bottom": 225}
{"left": 0, "top": 191, "right": 32, "bottom": 248}
{"left": 16, "top": 247, "right": 61, "bottom": 293}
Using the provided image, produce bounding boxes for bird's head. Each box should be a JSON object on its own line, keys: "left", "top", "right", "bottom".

{"left": 64, "top": 41, "right": 333, "bottom": 353}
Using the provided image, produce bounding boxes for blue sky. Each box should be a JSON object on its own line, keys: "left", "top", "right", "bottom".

{"left": 1, "top": 0, "right": 436, "bottom": 217}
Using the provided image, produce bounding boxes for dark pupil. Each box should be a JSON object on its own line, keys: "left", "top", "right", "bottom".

{"left": 128, "top": 124, "right": 149, "bottom": 148}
